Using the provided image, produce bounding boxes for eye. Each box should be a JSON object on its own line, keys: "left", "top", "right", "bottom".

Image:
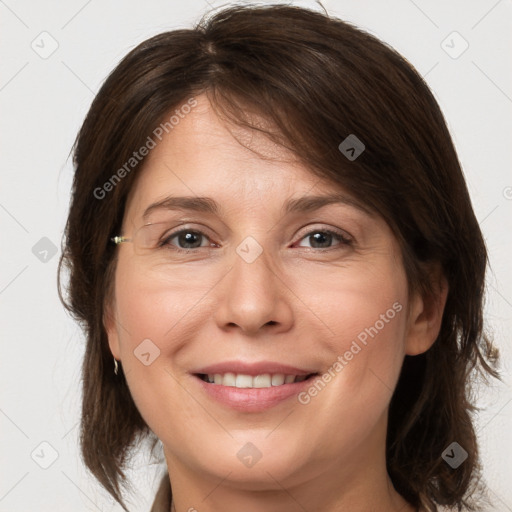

{"left": 295, "top": 228, "right": 352, "bottom": 249}
{"left": 162, "top": 229, "right": 215, "bottom": 251}
{"left": 156, "top": 226, "right": 352, "bottom": 252}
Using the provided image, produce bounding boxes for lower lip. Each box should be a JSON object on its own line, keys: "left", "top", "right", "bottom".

{"left": 193, "top": 375, "right": 316, "bottom": 412}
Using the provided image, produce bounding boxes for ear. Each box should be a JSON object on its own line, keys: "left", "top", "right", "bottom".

{"left": 405, "top": 265, "right": 449, "bottom": 356}
{"left": 104, "top": 301, "right": 121, "bottom": 360}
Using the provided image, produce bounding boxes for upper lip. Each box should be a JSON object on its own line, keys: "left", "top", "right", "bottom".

{"left": 192, "top": 360, "right": 316, "bottom": 376}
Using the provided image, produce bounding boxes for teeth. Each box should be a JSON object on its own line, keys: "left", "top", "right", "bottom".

{"left": 235, "top": 374, "right": 253, "bottom": 388}
{"left": 203, "top": 372, "right": 309, "bottom": 388}
{"left": 271, "top": 374, "right": 285, "bottom": 386}
{"left": 222, "top": 372, "right": 236, "bottom": 387}
{"left": 254, "top": 374, "right": 271, "bottom": 388}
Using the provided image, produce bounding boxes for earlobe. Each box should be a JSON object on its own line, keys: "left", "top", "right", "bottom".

{"left": 405, "top": 270, "right": 449, "bottom": 356}
{"left": 104, "top": 303, "right": 121, "bottom": 360}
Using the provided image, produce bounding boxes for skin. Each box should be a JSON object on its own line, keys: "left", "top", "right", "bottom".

{"left": 106, "top": 94, "right": 448, "bottom": 512}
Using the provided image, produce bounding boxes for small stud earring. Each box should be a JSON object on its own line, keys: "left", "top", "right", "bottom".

{"left": 114, "top": 357, "right": 119, "bottom": 376}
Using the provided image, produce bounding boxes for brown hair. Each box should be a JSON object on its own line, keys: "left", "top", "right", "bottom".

{"left": 58, "top": 4, "right": 500, "bottom": 511}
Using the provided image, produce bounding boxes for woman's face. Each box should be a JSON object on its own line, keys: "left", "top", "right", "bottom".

{"left": 106, "top": 94, "right": 432, "bottom": 498}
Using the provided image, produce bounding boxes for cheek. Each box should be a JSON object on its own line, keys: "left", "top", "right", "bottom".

{"left": 113, "top": 255, "right": 215, "bottom": 345}
{"left": 289, "top": 260, "right": 409, "bottom": 456}
{"left": 293, "top": 255, "right": 408, "bottom": 360}
{"left": 109, "top": 256, "right": 230, "bottom": 434}
{"left": 110, "top": 259, "right": 188, "bottom": 408}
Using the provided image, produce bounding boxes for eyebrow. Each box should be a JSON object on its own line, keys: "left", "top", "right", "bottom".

{"left": 142, "top": 193, "right": 373, "bottom": 221}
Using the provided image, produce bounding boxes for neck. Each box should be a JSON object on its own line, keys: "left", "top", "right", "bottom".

{"left": 168, "top": 480, "right": 414, "bottom": 512}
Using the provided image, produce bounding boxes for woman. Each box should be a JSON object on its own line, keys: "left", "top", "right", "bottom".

{"left": 59, "top": 4, "right": 500, "bottom": 511}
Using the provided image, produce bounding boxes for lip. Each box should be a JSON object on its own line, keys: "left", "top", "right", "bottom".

{"left": 191, "top": 360, "right": 318, "bottom": 413}
{"left": 192, "top": 360, "right": 315, "bottom": 376}
{"left": 193, "top": 375, "right": 317, "bottom": 412}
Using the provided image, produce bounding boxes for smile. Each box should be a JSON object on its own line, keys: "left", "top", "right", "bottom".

{"left": 191, "top": 361, "right": 319, "bottom": 412}
{"left": 198, "top": 372, "right": 313, "bottom": 388}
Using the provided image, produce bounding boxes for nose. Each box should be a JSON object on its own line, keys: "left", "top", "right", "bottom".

{"left": 212, "top": 242, "right": 294, "bottom": 336}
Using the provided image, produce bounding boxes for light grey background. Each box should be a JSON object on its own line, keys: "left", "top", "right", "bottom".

{"left": 1, "top": 0, "right": 511, "bottom": 510}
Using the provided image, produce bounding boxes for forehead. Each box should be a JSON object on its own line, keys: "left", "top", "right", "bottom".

{"left": 123, "top": 94, "right": 366, "bottom": 224}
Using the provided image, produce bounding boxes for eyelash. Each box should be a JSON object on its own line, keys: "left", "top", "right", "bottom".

{"left": 160, "top": 227, "right": 353, "bottom": 253}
